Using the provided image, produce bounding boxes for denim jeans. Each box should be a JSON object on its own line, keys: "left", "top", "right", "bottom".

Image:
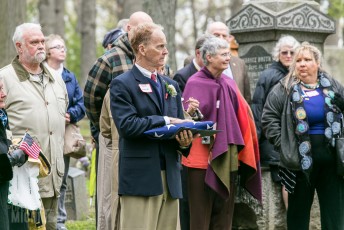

{"left": 57, "top": 156, "right": 70, "bottom": 227}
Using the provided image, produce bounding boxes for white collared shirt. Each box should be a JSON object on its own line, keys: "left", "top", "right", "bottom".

{"left": 135, "top": 63, "right": 157, "bottom": 80}
{"left": 223, "top": 65, "right": 234, "bottom": 79}
{"left": 192, "top": 59, "right": 201, "bottom": 71}
{"left": 134, "top": 63, "right": 170, "bottom": 125}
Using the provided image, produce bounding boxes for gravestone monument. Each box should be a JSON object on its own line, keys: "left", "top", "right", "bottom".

{"left": 228, "top": 0, "right": 335, "bottom": 96}
{"left": 65, "top": 167, "right": 89, "bottom": 220}
{"left": 227, "top": 1, "right": 335, "bottom": 229}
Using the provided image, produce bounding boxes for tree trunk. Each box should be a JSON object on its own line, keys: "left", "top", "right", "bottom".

{"left": 143, "top": 0, "right": 178, "bottom": 73}
{"left": 38, "top": 0, "right": 55, "bottom": 35}
{"left": 190, "top": 0, "right": 198, "bottom": 41}
{"left": 116, "top": 0, "right": 143, "bottom": 19}
{"left": 54, "top": 0, "right": 65, "bottom": 37}
{"left": 80, "top": 0, "right": 96, "bottom": 87}
{"left": 0, "top": 0, "right": 26, "bottom": 68}
{"left": 38, "top": 0, "right": 65, "bottom": 36}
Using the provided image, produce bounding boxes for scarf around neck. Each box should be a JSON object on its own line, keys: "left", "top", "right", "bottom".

{"left": 290, "top": 71, "right": 341, "bottom": 181}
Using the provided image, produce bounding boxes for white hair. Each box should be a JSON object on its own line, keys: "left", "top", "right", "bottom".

{"left": 12, "top": 23, "right": 42, "bottom": 51}
{"left": 272, "top": 35, "right": 300, "bottom": 62}
{"left": 200, "top": 36, "right": 229, "bottom": 66}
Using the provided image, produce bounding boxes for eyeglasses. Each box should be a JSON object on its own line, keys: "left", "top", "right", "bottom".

{"left": 49, "top": 45, "right": 67, "bottom": 51}
{"left": 280, "top": 50, "right": 294, "bottom": 56}
{"left": 219, "top": 52, "right": 231, "bottom": 58}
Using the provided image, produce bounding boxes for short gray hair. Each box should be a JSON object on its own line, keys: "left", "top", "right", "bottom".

{"left": 12, "top": 23, "right": 42, "bottom": 51}
{"left": 200, "top": 36, "right": 229, "bottom": 66}
{"left": 272, "top": 35, "right": 300, "bottom": 61}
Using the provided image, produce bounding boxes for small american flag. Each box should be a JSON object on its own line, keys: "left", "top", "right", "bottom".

{"left": 19, "top": 133, "right": 41, "bottom": 159}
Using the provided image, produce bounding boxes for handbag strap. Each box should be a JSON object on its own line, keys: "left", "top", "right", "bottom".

{"left": 340, "top": 114, "right": 344, "bottom": 138}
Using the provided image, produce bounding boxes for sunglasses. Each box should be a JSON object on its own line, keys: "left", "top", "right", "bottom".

{"left": 280, "top": 50, "right": 294, "bottom": 56}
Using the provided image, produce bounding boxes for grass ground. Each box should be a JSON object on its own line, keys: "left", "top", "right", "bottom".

{"left": 65, "top": 118, "right": 97, "bottom": 229}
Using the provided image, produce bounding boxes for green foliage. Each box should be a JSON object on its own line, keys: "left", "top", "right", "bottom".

{"left": 97, "top": 42, "right": 105, "bottom": 57}
{"left": 26, "top": 0, "right": 39, "bottom": 22}
{"left": 97, "top": 0, "right": 118, "bottom": 31}
{"left": 328, "top": 0, "right": 344, "bottom": 19}
{"left": 66, "top": 218, "right": 96, "bottom": 230}
{"left": 65, "top": 10, "right": 81, "bottom": 81}
{"left": 79, "top": 117, "right": 92, "bottom": 144}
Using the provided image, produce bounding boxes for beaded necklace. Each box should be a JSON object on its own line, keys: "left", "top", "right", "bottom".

{"left": 300, "top": 80, "right": 320, "bottom": 89}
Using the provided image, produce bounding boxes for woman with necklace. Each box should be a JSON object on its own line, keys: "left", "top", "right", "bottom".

{"left": 262, "top": 42, "right": 344, "bottom": 229}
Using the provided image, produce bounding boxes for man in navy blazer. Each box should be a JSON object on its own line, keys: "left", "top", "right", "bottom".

{"left": 110, "top": 22, "right": 194, "bottom": 230}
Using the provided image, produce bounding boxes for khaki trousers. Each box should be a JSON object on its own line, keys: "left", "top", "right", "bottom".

{"left": 42, "top": 197, "right": 58, "bottom": 230}
{"left": 97, "top": 134, "right": 120, "bottom": 230}
{"left": 119, "top": 171, "right": 178, "bottom": 230}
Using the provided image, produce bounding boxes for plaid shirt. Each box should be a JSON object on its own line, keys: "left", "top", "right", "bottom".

{"left": 84, "top": 33, "right": 134, "bottom": 132}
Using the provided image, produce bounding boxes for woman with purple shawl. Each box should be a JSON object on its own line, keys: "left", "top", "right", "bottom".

{"left": 182, "top": 36, "right": 261, "bottom": 230}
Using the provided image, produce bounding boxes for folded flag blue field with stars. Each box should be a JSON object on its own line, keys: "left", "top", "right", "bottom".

{"left": 19, "top": 132, "right": 41, "bottom": 159}
{"left": 144, "top": 121, "right": 219, "bottom": 140}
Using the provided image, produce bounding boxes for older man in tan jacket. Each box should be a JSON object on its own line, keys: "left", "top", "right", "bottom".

{"left": 0, "top": 23, "right": 67, "bottom": 230}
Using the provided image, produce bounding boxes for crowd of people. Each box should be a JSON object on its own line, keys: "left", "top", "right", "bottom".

{"left": 0, "top": 9, "right": 343, "bottom": 230}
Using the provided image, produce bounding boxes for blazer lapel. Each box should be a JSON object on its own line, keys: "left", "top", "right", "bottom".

{"left": 132, "top": 66, "right": 162, "bottom": 114}
{"left": 230, "top": 59, "right": 240, "bottom": 82}
{"left": 160, "top": 76, "right": 173, "bottom": 116}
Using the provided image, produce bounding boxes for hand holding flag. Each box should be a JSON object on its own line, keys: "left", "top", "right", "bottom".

{"left": 19, "top": 133, "right": 41, "bottom": 159}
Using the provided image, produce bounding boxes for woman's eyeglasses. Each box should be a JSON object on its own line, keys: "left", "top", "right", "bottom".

{"left": 219, "top": 52, "right": 231, "bottom": 58}
{"left": 49, "top": 45, "right": 67, "bottom": 51}
{"left": 280, "top": 50, "right": 294, "bottom": 56}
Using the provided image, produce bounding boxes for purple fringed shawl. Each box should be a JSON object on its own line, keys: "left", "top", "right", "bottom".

{"left": 183, "top": 67, "right": 244, "bottom": 195}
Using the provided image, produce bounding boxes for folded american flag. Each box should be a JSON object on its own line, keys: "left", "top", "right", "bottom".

{"left": 144, "top": 121, "right": 216, "bottom": 140}
{"left": 19, "top": 133, "right": 41, "bottom": 159}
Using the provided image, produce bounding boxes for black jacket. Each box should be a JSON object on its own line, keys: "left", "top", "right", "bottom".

{"left": 0, "top": 110, "right": 11, "bottom": 230}
{"left": 251, "top": 61, "right": 288, "bottom": 166}
{"left": 262, "top": 72, "right": 344, "bottom": 170}
{"left": 173, "top": 62, "right": 198, "bottom": 93}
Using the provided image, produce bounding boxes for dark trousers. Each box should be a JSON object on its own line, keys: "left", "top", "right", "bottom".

{"left": 188, "top": 168, "right": 236, "bottom": 230}
{"left": 8, "top": 204, "right": 28, "bottom": 230}
{"left": 287, "top": 135, "right": 344, "bottom": 230}
{"left": 179, "top": 165, "right": 190, "bottom": 230}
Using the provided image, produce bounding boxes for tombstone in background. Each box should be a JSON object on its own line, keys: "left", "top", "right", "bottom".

{"left": 65, "top": 167, "right": 89, "bottom": 220}
{"left": 227, "top": 1, "right": 335, "bottom": 229}
{"left": 228, "top": 0, "right": 335, "bottom": 96}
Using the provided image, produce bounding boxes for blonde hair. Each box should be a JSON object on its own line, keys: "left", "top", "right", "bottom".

{"left": 283, "top": 42, "right": 323, "bottom": 91}
{"left": 45, "top": 34, "right": 64, "bottom": 50}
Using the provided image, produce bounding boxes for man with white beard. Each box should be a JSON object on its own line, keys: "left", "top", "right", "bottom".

{"left": 0, "top": 23, "right": 68, "bottom": 230}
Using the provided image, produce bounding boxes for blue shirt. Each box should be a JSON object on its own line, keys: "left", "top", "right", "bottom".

{"left": 303, "top": 88, "right": 325, "bottom": 134}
